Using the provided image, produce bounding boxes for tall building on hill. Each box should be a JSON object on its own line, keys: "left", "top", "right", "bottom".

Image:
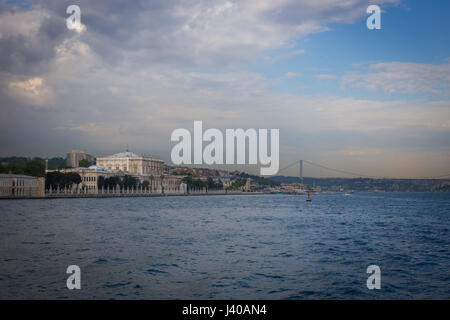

{"left": 66, "top": 150, "right": 94, "bottom": 168}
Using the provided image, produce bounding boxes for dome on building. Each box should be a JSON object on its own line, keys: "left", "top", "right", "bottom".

{"left": 87, "top": 165, "right": 106, "bottom": 171}
{"left": 107, "top": 151, "right": 140, "bottom": 158}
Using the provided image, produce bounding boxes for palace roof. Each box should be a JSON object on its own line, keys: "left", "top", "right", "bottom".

{"left": 107, "top": 152, "right": 140, "bottom": 158}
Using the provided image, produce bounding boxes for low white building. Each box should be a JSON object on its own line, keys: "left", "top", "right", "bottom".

{"left": 0, "top": 174, "right": 45, "bottom": 198}
{"left": 53, "top": 165, "right": 123, "bottom": 194}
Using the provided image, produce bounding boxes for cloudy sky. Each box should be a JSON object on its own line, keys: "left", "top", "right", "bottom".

{"left": 0, "top": 0, "right": 449, "bottom": 178}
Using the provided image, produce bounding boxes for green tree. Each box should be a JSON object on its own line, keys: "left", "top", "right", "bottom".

{"left": 231, "top": 178, "right": 247, "bottom": 189}
{"left": 45, "top": 171, "right": 81, "bottom": 189}
{"left": 47, "top": 157, "right": 67, "bottom": 169}
{"left": 172, "top": 171, "right": 195, "bottom": 177}
{"left": 123, "top": 175, "right": 138, "bottom": 189}
{"left": 78, "top": 159, "right": 91, "bottom": 168}
{"left": 0, "top": 160, "right": 45, "bottom": 177}
{"left": 46, "top": 171, "right": 63, "bottom": 189}
{"left": 103, "top": 176, "right": 121, "bottom": 189}
{"left": 97, "top": 176, "right": 105, "bottom": 189}
{"left": 182, "top": 176, "right": 206, "bottom": 190}
{"left": 24, "top": 160, "right": 45, "bottom": 177}
{"left": 181, "top": 176, "right": 192, "bottom": 184}
{"left": 206, "top": 177, "right": 218, "bottom": 190}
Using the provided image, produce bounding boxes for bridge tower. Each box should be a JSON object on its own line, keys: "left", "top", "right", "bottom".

{"left": 299, "top": 160, "right": 303, "bottom": 185}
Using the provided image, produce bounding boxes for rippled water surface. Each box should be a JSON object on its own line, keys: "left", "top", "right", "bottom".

{"left": 0, "top": 193, "right": 449, "bottom": 299}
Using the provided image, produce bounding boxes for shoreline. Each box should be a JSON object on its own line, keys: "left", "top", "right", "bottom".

{"left": 0, "top": 191, "right": 267, "bottom": 200}
{"left": 1, "top": 191, "right": 447, "bottom": 200}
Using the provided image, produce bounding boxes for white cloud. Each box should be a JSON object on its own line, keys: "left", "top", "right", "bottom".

{"left": 10, "top": 0, "right": 399, "bottom": 71}
{"left": 0, "top": 9, "right": 47, "bottom": 39}
{"left": 269, "top": 49, "right": 306, "bottom": 64}
{"left": 315, "top": 74, "right": 337, "bottom": 80}
{"left": 285, "top": 72, "right": 303, "bottom": 78}
{"left": 336, "top": 147, "right": 384, "bottom": 157}
{"left": 342, "top": 61, "right": 450, "bottom": 96}
{"left": 7, "top": 77, "right": 53, "bottom": 107}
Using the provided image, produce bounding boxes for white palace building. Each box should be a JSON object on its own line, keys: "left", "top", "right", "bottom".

{"left": 96, "top": 151, "right": 164, "bottom": 176}
{"left": 49, "top": 151, "right": 185, "bottom": 195}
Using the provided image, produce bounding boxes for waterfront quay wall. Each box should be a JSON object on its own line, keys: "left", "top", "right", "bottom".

{"left": 0, "top": 187, "right": 263, "bottom": 199}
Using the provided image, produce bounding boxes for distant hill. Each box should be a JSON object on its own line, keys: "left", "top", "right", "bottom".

{"left": 0, "top": 156, "right": 30, "bottom": 165}
{"left": 0, "top": 156, "right": 67, "bottom": 168}
{"left": 0, "top": 156, "right": 68, "bottom": 177}
{"left": 271, "top": 176, "right": 450, "bottom": 192}
{"left": 237, "top": 172, "right": 279, "bottom": 186}
{"left": 272, "top": 176, "right": 301, "bottom": 184}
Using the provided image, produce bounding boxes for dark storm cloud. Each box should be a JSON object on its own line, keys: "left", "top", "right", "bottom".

{"left": 31, "top": 0, "right": 196, "bottom": 67}
{"left": 0, "top": 4, "right": 70, "bottom": 75}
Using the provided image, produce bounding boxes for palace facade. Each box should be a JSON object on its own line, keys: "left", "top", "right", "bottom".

{"left": 96, "top": 152, "right": 163, "bottom": 176}
{"left": 52, "top": 151, "right": 184, "bottom": 194}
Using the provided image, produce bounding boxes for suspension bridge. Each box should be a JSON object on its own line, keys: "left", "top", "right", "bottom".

{"left": 277, "top": 159, "right": 450, "bottom": 183}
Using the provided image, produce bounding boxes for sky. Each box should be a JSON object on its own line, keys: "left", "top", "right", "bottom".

{"left": 0, "top": 0, "right": 449, "bottom": 178}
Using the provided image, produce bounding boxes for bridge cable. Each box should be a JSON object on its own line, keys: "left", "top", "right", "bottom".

{"left": 277, "top": 159, "right": 450, "bottom": 180}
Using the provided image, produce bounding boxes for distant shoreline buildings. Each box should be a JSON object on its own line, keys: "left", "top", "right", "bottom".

{"left": 0, "top": 149, "right": 255, "bottom": 198}
{"left": 3, "top": 149, "right": 446, "bottom": 199}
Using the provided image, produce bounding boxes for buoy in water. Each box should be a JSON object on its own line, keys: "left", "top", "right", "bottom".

{"left": 306, "top": 191, "right": 312, "bottom": 202}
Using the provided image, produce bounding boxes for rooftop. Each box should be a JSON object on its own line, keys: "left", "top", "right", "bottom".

{"left": 87, "top": 165, "right": 106, "bottom": 171}
{"left": 106, "top": 151, "right": 141, "bottom": 158}
{"left": 97, "top": 151, "right": 163, "bottom": 161}
{"left": 0, "top": 174, "right": 38, "bottom": 179}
